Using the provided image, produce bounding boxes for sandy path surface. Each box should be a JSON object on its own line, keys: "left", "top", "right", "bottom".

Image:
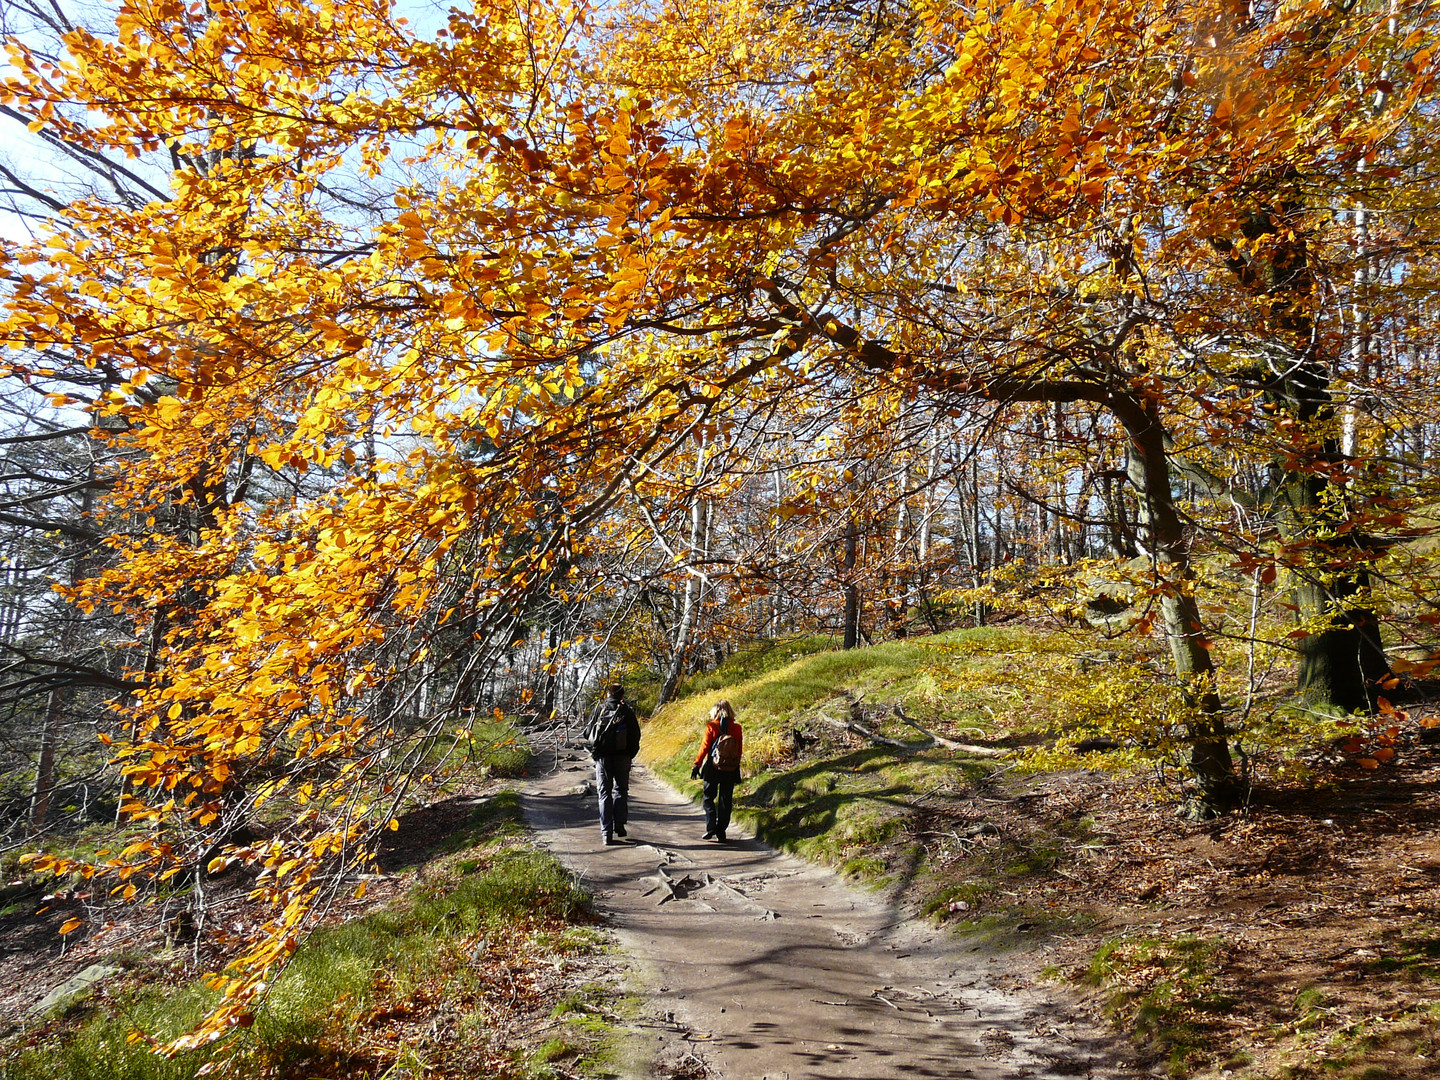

{"left": 522, "top": 742, "right": 1147, "bottom": 1080}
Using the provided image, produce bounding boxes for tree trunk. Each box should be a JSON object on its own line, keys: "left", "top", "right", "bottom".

{"left": 30, "top": 684, "right": 64, "bottom": 832}
{"left": 34, "top": 446, "right": 97, "bottom": 832}
{"left": 842, "top": 511, "right": 860, "bottom": 649}
{"left": 657, "top": 470, "right": 709, "bottom": 706}
{"left": 1212, "top": 193, "right": 1389, "bottom": 713}
{"left": 1263, "top": 374, "right": 1388, "bottom": 713}
{"left": 1123, "top": 399, "right": 1238, "bottom": 807}
{"left": 1283, "top": 470, "right": 1390, "bottom": 712}
{"left": 770, "top": 465, "right": 785, "bottom": 636}
{"left": 972, "top": 454, "right": 987, "bottom": 626}
{"left": 31, "top": 591, "right": 80, "bottom": 833}
{"left": 915, "top": 443, "right": 940, "bottom": 632}
{"left": 978, "top": 378, "right": 1241, "bottom": 808}
{"left": 889, "top": 453, "right": 911, "bottom": 637}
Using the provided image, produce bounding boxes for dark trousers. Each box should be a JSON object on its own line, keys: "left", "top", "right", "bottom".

{"left": 702, "top": 770, "right": 738, "bottom": 836}
{"left": 595, "top": 754, "right": 630, "bottom": 837}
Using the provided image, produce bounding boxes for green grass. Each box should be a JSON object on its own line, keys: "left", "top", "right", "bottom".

{"left": 641, "top": 627, "right": 1052, "bottom": 778}
{"left": 1295, "top": 1002, "right": 1440, "bottom": 1080}
{"left": 551, "top": 984, "right": 609, "bottom": 1021}
{"left": 529, "top": 1037, "right": 579, "bottom": 1065}
{"left": 468, "top": 718, "right": 534, "bottom": 777}
{"left": 3, "top": 791, "right": 593, "bottom": 1080}
{"left": 1363, "top": 932, "right": 1440, "bottom": 981}
{"left": 923, "top": 880, "right": 997, "bottom": 919}
{"left": 1293, "top": 986, "right": 1330, "bottom": 1032}
{"left": 437, "top": 788, "right": 530, "bottom": 854}
{"left": 671, "top": 634, "right": 837, "bottom": 703}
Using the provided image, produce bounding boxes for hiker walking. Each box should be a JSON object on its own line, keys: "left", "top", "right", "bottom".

{"left": 691, "top": 699, "right": 743, "bottom": 842}
{"left": 584, "top": 683, "right": 642, "bottom": 846}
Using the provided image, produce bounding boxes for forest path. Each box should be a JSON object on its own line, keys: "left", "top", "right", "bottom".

{"left": 521, "top": 740, "right": 1146, "bottom": 1080}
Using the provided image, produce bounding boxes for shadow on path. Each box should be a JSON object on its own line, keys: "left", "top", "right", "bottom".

{"left": 522, "top": 739, "right": 1150, "bottom": 1080}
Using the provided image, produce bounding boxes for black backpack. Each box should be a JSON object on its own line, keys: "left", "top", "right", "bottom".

{"left": 590, "top": 701, "right": 630, "bottom": 756}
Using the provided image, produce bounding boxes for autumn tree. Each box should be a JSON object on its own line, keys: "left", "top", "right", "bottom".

{"left": 3, "top": 0, "right": 1439, "bottom": 1043}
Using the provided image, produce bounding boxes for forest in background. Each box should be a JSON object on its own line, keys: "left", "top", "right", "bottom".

{"left": 0, "top": 0, "right": 1437, "bottom": 1052}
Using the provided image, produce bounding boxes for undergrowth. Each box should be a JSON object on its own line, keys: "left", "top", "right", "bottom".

{"left": 2, "top": 792, "right": 598, "bottom": 1080}
{"left": 1081, "top": 935, "right": 1232, "bottom": 1078}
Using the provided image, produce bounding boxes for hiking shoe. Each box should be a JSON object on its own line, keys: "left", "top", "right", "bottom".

{"left": 603, "top": 834, "right": 615, "bottom": 846}
{"left": 615, "top": 824, "right": 627, "bottom": 837}
{"left": 703, "top": 830, "right": 714, "bottom": 840}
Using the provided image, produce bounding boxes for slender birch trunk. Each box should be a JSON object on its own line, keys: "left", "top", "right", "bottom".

{"left": 657, "top": 440, "right": 709, "bottom": 706}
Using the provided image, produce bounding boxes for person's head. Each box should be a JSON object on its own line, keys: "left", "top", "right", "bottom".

{"left": 710, "top": 700, "right": 734, "bottom": 724}
{"left": 606, "top": 683, "right": 625, "bottom": 702}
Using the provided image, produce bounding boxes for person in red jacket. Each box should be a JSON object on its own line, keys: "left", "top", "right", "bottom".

{"left": 690, "top": 699, "right": 742, "bottom": 842}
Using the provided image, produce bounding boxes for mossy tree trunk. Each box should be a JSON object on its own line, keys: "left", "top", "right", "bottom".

{"left": 1281, "top": 470, "right": 1389, "bottom": 713}
{"left": 1215, "top": 200, "right": 1390, "bottom": 714}
{"left": 1121, "top": 396, "right": 1239, "bottom": 808}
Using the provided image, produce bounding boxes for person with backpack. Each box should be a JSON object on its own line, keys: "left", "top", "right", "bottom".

{"left": 690, "top": 699, "right": 742, "bottom": 842}
{"left": 583, "top": 683, "right": 642, "bottom": 846}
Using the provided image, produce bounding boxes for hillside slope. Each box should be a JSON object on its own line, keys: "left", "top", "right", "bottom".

{"left": 640, "top": 630, "right": 1440, "bottom": 1080}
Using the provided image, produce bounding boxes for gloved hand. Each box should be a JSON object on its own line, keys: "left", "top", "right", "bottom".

{"left": 690, "top": 765, "right": 701, "bottom": 780}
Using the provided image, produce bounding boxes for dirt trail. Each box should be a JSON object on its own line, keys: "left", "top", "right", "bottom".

{"left": 521, "top": 742, "right": 1148, "bottom": 1080}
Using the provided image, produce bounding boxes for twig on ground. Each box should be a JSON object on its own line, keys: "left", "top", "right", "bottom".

{"left": 893, "top": 706, "right": 1010, "bottom": 757}
{"left": 812, "top": 704, "right": 1008, "bottom": 758}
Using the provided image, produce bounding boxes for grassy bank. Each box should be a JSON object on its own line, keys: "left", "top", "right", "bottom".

{"left": 4, "top": 785, "right": 614, "bottom": 1080}
{"left": 643, "top": 626, "right": 1035, "bottom": 770}
{"left": 641, "top": 626, "right": 1117, "bottom": 890}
